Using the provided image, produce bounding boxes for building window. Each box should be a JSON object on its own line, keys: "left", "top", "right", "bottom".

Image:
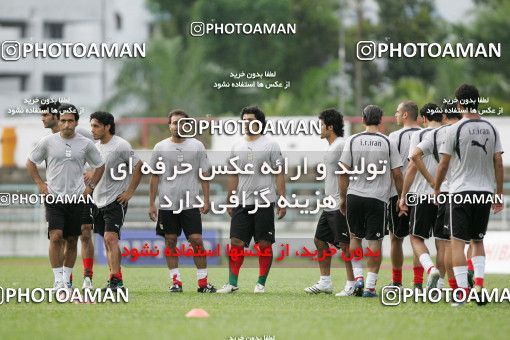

{"left": 0, "top": 21, "right": 27, "bottom": 38}
{"left": 0, "top": 74, "right": 28, "bottom": 91}
{"left": 43, "top": 75, "right": 65, "bottom": 92}
{"left": 148, "top": 23, "right": 155, "bottom": 37}
{"left": 43, "top": 22, "right": 64, "bottom": 39}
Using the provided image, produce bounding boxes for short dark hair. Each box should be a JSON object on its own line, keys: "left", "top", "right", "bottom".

{"left": 442, "top": 102, "right": 462, "bottom": 120}
{"left": 401, "top": 100, "right": 419, "bottom": 121}
{"left": 455, "top": 83, "right": 479, "bottom": 111}
{"left": 168, "top": 109, "right": 189, "bottom": 124}
{"left": 39, "top": 100, "right": 61, "bottom": 116}
{"left": 57, "top": 103, "right": 79, "bottom": 121}
{"left": 240, "top": 106, "right": 266, "bottom": 131}
{"left": 90, "top": 111, "right": 115, "bottom": 134}
{"left": 319, "top": 108, "right": 344, "bottom": 137}
{"left": 362, "top": 105, "right": 383, "bottom": 126}
{"left": 419, "top": 103, "right": 443, "bottom": 123}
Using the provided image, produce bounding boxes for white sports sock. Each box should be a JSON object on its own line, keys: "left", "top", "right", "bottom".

{"left": 453, "top": 266, "right": 468, "bottom": 288}
{"left": 366, "top": 272, "right": 378, "bottom": 290}
{"left": 53, "top": 267, "right": 63, "bottom": 283}
{"left": 197, "top": 268, "right": 207, "bottom": 280}
{"left": 437, "top": 277, "right": 444, "bottom": 289}
{"left": 472, "top": 256, "right": 485, "bottom": 279}
{"left": 346, "top": 280, "right": 355, "bottom": 288}
{"left": 62, "top": 266, "right": 73, "bottom": 286}
{"left": 352, "top": 258, "right": 364, "bottom": 280}
{"left": 419, "top": 253, "right": 435, "bottom": 274}
{"left": 169, "top": 268, "right": 181, "bottom": 282}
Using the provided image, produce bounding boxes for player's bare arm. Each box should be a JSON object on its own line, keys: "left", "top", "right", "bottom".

{"left": 434, "top": 154, "right": 451, "bottom": 196}
{"left": 399, "top": 161, "right": 417, "bottom": 215}
{"left": 83, "top": 164, "right": 105, "bottom": 197}
{"left": 148, "top": 174, "right": 159, "bottom": 222}
{"left": 411, "top": 148, "right": 435, "bottom": 188}
{"left": 338, "top": 162, "right": 350, "bottom": 216}
{"left": 392, "top": 167, "right": 403, "bottom": 203}
{"left": 493, "top": 152, "right": 504, "bottom": 214}
{"left": 200, "top": 174, "right": 210, "bottom": 214}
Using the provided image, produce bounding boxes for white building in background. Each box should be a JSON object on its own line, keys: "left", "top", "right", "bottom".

{"left": 211, "top": 116, "right": 351, "bottom": 167}
{"left": 0, "top": 0, "right": 153, "bottom": 118}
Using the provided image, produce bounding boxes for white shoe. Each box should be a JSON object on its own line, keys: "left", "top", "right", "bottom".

{"left": 254, "top": 283, "right": 266, "bottom": 293}
{"left": 82, "top": 277, "right": 93, "bottom": 290}
{"left": 426, "top": 267, "right": 440, "bottom": 289}
{"left": 216, "top": 283, "right": 239, "bottom": 294}
{"left": 52, "top": 281, "right": 71, "bottom": 300}
{"left": 304, "top": 282, "right": 332, "bottom": 294}
{"left": 335, "top": 284, "right": 355, "bottom": 296}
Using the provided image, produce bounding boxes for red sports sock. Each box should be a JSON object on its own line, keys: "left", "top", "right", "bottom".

{"left": 392, "top": 268, "right": 402, "bottom": 284}
{"left": 172, "top": 274, "right": 182, "bottom": 286}
{"left": 448, "top": 278, "right": 458, "bottom": 289}
{"left": 463, "top": 287, "right": 470, "bottom": 298}
{"left": 474, "top": 278, "right": 484, "bottom": 287}
{"left": 111, "top": 269, "right": 123, "bottom": 277}
{"left": 228, "top": 245, "right": 245, "bottom": 286}
{"left": 467, "top": 259, "right": 474, "bottom": 271}
{"left": 413, "top": 266, "right": 424, "bottom": 284}
{"left": 83, "top": 258, "right": 94, "bottom": 279}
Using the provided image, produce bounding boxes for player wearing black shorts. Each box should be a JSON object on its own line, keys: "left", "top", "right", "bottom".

{"left": 400, "top": 103, "right": 444, "bottom": 290}
{"left": 149, "top": 110, "right": 217, "bottom": 293}
{"left": 90, "top": 111, "right": 143, "bottom": 291}
{"left": 39, "top": 101, "right": 97, "bottom": 288}
{"left": 387, "top": 100, "right": 421, "bottom": 288}
{"left": 407, "top": 102, "right": 462, "bottom": 290}
{"left": 28, "top": 104, "right": 105, "bottom": 290}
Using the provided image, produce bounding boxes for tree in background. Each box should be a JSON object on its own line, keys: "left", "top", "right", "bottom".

{"left": 375, "top": 0, "right": 446, "bottom": 83}
{"left": 462, "top": 0, "right": 509, "bottom": 112}
{"left": 108, "top": 0, "right": 342, "bottom": 117}
{"left": 106, "top": 0, "right": 508, "bottom": 121}
{"left": 105, "top": 37, "right": 213, "bottom": 116}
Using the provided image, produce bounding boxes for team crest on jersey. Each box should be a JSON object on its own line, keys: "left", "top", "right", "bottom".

{"left": 471, "top": 138, "right": 489, "bottom": 154}
{"left": 65, "top": 144, "right": 72, "bottom": 158}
